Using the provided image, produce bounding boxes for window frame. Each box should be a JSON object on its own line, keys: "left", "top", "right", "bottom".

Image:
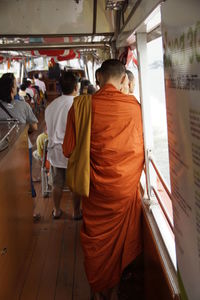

{"left": 135, "top": 6, "right": 177, "bottom": 271}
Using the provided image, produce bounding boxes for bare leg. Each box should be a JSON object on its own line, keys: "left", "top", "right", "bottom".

{"left": 100, "top": 286, "right": 119, "bottom": 300}
{"left": 90, "top": 290, "right": 105, "bottom": 300}
{"left": 109, "top": 286, "right": 119, "bottom": 300}
{"left": 33, "top": 198, "right": 41, "bottom": 222}
{"left": 93, "top": 293, "right": 104, "bottom": 300}
{"left": 52, "top": 186, "right": 62, "bottom": 216}
{"left": 72, "top": 192, "right": 81, "bottom": 218}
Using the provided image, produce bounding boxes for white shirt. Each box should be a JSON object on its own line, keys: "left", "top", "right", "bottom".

{"left": 45, "top": 94, "right": 74, "bottom": 168}
{"left": 26, "top": 87, "right": 34, "bottom": 98}
{"left": 34, "top": 78, "right": 46, "bottom": 93}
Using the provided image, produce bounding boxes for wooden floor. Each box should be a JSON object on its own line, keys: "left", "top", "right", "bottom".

{"left": 16, "top": 110, "right": 144, "bottom": 300}
{"left": 16, "top": 111, "right": 90, "bottom": 300}
{"left": 18, "top": 183, "right": 90, "bottom": 300}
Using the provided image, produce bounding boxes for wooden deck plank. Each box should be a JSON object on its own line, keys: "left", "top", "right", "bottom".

{"left": 73, "top": 221, "right": 90, "bottom": 300}
{"left": 18, "top": 114, "right": 91, "bottom": 300}
{"left": 15, "top": 237, "right": 38, "bottom": 299}
{"left": 36, "top": 193, "right": 74, "bottom": 300}
{"left": 20, "top": 197, "right": 54, "bottom": 300}
{"left": 54, "top": 218, "right": 76, "bottom": 300}
{"left": 37, "top": 221, "right": 66, "bottom": 300}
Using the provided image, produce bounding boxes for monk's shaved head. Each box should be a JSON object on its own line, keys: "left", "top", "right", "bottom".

{"left": 126, "top": 70, "right": 134, "bottom": 81}
{"left": 100, "top": 59, "right": 126, "bottom": 82}
{"left": 126, "top": 69, "right": 135, "bottom": 94}
{"left": 95, "top": 67, "right": 103, "bottom": 88}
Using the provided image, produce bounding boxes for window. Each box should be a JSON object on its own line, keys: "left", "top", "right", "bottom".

{"left": 136, "top": 18, "right": 177, "bottom": 268}
{"left": 146, "top": 37, "right": 174, "bottom": 228}
{"left": 147, "top": 37, "right": 170, "bottom": 187}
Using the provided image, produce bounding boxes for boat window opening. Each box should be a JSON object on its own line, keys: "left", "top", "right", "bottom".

{"left": 147, "top": 37, "right": 170, "bottom": 189}
{"left": 61, "top": 57, "right": 83, "bottom": 70}
{"left": 141, "top": 35, "right": 177, "bottom": 268}
{"left": 0, "top": 60, "right": 20, "bottom": 79}
{"left": 135, "top": 9, "right": 177, "bottom": 268}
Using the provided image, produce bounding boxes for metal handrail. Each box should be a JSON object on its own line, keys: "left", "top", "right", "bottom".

{"left": 145, "top": 152, "right": 174, "bottom": 231}
{"left": 149, "top": 154, "right": 171, "bottom": 199}
{"left": 151, "top": 186, "right": 174, "bottom": 232}
{"left": 0, "top": 123, "right": 18, "bottom": 145}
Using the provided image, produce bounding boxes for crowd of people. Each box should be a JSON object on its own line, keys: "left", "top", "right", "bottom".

{"left": 0, "top": 59, "right": 144, "bottom": 300}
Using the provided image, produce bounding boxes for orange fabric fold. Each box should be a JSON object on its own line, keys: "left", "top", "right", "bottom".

{"left": 63, "top": 84, "right": 144, "bottom": 292}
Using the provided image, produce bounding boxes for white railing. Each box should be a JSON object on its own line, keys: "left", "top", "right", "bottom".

{"left": 146, "top": 151, "right": 174, "bottom": 232}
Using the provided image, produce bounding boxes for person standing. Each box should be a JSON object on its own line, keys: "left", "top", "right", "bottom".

{"left": 63, "top": 59, "right": 144, "bottom": 298}
{"left": 45, "top": 71, "right": 81, "bottom": 219}
{"left": 126, "top": 70, "right": 135, "bottom": 95}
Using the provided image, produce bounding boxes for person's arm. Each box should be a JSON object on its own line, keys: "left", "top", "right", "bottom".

{"left": 30, "top": 122, "right": 38, "bottom": 131}
{"left": 63, "top": 105, "right": 76, "bottom": 158}
{"left": 25, "top": 102, "right": 38, "bottom": 132}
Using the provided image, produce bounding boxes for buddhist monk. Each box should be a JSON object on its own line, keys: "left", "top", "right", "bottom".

{"left": 95, "top": 67, "right": 103, "bottom": 89}
{"left": 126, "top": 69, "right": 135, "bottom": 94}
{"left": 120, "top": 72, "right": 129, "bottom": 95}
{"left": 63, "top": 59, "right": 144, "bottom": 299}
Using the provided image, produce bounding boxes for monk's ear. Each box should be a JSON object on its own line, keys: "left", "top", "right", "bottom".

{"left": 120, "top": 74, "right": 126, "bottom": 84}
{"left": 74, "top": 83, "right": 79, "bottom": 93}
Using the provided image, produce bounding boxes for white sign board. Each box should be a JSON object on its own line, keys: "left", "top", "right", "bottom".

{"left": 161, "top": 0, "right": 200, "bottom": 299}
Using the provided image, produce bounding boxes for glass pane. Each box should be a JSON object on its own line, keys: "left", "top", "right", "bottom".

{"left": 147, "top": 37, "right": 170, "bottom": 188}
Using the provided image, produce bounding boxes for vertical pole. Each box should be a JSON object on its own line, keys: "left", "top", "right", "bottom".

{"left": 20, "top": 62, "right": 24, "bottom": 84}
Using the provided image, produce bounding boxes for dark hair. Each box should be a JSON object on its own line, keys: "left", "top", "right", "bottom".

{"left": 0, "top": 73, "right": 15, "bottom": 103}
{"left": 34, "top": 73, "right": 38, "bottom": 79}
{"left": 100, "top": 59, "right": 126, "bottom": 82}
{"left": 95, "top": 68, "right": 101, "bottom": 86}
{"left": 87, "top": 84, "right": 96, "bottom": 95}
{"left": 59, "top": 71, "right": 78, "bottom": 95}
{"left": 26, "top": 80, "right": 32, "bottom": 87}
{"left": 48, "top": 63, "right": 61, "bottom": 81}
{"left": 80, "top": 79, "right": 90, "bottom": 94}
{"left": 126, "top": 70, "right": 134, "bottom": 81}
{"left": 20, "top": 83, "right": 26, "bottom": 91}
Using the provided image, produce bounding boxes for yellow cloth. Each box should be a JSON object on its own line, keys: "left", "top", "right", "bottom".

{"left": 66, "top": 94, "right": 91, "bottom": 197}
{"left": 36, "top": 132, "right": 48, "bottom": 158}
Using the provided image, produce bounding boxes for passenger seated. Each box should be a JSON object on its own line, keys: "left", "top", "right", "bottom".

{"left": 0, "top": 72, "right": 40, "bottom": 222}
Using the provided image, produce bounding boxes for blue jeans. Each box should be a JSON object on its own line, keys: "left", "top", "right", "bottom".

{"left": 29, "top": 148, "right": 36, "bottom": 198}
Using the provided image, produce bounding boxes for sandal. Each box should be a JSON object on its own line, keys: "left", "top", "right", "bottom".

{"left": 52, "top": 209, "right": 63, "bottom": 219}
{"left": 72, "top": 211, "right": 83, "bottom": 221}
{"left": 33, "top": 213, "right": 41, "bottom": 222}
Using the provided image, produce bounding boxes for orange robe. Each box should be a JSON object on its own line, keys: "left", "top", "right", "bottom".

{"left": 63, "top": 84, "right": 144, "bottom": 292}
